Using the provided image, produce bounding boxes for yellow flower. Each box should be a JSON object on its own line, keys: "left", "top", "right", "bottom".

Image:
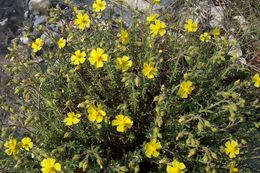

{"left": 71, "top": 50, "right": 86, "bottom": 65}
{"left": 229, "top": 161, "right": 239, "bottom": 173}
{"left": 200, "top": 32, "right": 211, "bottom": 42}
{"left": 64, "top": 112, "right": 81, "bottom": 126}
{"left": 120, "top": 29, "right": 130, "bottom": 45}
{"left": 225, "top": 140, "right": 240, "bottom": 158}
{"left": 142, "top": 62, "right": 158, "bottom": 79}
{"left": 4, "top": 139, "right": 20, "bottom": 156}
{"left": 166, "top": 160, "right": 186, "bottom": 173}
{"left": 252, "top": 73, "right": 260, "bottom": 88}
{"left": 146, "top": 13, "right": 159, "bottom": 23}
{"left": 93, "top": 0, "right": 106, "bottom": 12}
{"left": 89, "top": 48, "right": 108, "bottom": 68}
{"left": 87, "top": 104, "right": 106, "bottom": 123}
{"left": 177, "top": 81, "right": 195, "bottom": 99}
{"left": 184, "top": 19, "right": 198, "bottom": 32}
{"left": 152, "top": 0, "right": 160, "bottom": 4}
{"left": 150, "top": 20, "right": 166, "bottom": 37}
{"left": 144, "top": 139, "right": 161, "bottom": 158}
{"left": 57, "top": 37, "right": 66, "bottom": 49}
{"left": 212, "top": 28, "right": 220, "bottom": 38}
{"left": 74, "top": 13, "right": 90, "bottom": 30}
{"left": 21, "top": 137, "right": 33, "bottom": 151}
{"left": 115, "top": 56, "right": 133, "bottom": 72}
{"left": 31, "top": 38, "right": 44, "bottom": 53}
{"left": 112, "top": 114, "right": 133, "bottom": 132}
{"left": 41, "top": 158, "right": 61, "bottom": 173}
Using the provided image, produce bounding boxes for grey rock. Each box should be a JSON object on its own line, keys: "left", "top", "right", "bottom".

{"left": 112, "top": 0, "right": 161, "bottom": 12}
{"left": 210, "top": 6, "right": 224, "bottom": 27}
{"left": 49, "top": 23, "right": 60, "bottom": 32}
{"left": 238, "top": 57, "right": 247, "bottom": 65}
{"left": 228, "top": 35, "right": 243, "bottom": 58}
{"left": 29, "top": 0, "right": 50, "bottom": 13}
{"left": 24, "top": 11, "right": 29, "bottom": 19}
{"left": 40, "top": 32, "right": 52, "bottom": 47}
{"left": 40, "top": 31, "right": 57, "bottom": 47}
{"left": 32, "top": 10, "right": 40, "bottom": 16}
{"left": 123, "top": 0, "right": 154, "bottom": 11}
{"left": 34, "top": 15, "right": 47, "bottom": 27}
{"left": 233, "top": 15, "right": 248, "bottom": 31}
{"left": 20, "top": 37, "right": 30, "bottom": 44}
{"left": 0, "top": 18, "right": 8, "bottom": 26}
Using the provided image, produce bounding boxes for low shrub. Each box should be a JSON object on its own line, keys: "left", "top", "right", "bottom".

{"left": 1, "top": 0, "right": 259, "bottom": 172}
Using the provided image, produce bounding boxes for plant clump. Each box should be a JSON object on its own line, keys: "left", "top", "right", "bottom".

{"left": 1, "top": 0, "right": 259, "bottom": 172}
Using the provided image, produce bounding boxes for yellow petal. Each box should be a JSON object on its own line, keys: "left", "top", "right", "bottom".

{"left": 145, "top": 151, "right": 151, "bottom": 158}
{"left": 96, "top": 60, "right": 104, "bottom": 68}
{"left": 89, "top": 57, "right": 96, "bottom": 65}
{"left": 73, "top": 118, "right": 80, "bottom": 124}
{"left": 95, "top": 115, "right": 103, "bottom": 123}
{"left": 88, "top": 113, "right": 96, "bottom": 122}
{"left": 153, "top": 150, "right": 159, "bottom": 157}
{"left": 101, "top": 54, "right": 108, "bottom": 61}
{"left": 166, "top": 165, "right": 174, "bottom": 173}
{"left": 79, "top": 57, "right": 86, "bottom": 63}
{"left": 179, "top": 162, "right": 186, "bottom": 170}
{"left": 117, "top": 125, "right": 125, "bottom": 132}
{"left": 54, "top": 163, "right": 61, "bottom": 171}
{"left": 112, "top": 119, "right": 119, "bottom": 126}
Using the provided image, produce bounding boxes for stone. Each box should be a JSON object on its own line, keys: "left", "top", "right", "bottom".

{"left": 40, "top": 31, "right": 58, "bottom": 47}
{"left": 238, "top": 57, "right": 247, "bottom": 65}
{"left": 40, "top": 32, "right": 52, "bottom": 47}
{"left": 49, "top": 23, "right": 60, "bottom": 32}
{"left": 33, "top": 15, "right": 47, "bottom": 27}
{"left": 28, "top": 0, "right": 50, "bottom": 13}
{"left": 32, "top": 10, "right": 40, "bottom": 16}
{"left": 210, "top": 6, "right": 224, "bottom": 27}
{"left": 20, "top": 37, "right": 30, "bottom": 44}
{"left": 228, "top": 35, "right": 243, "bottom": 58}
{"left": 0, "top": 18, "right": 8, "bottom": 26}
{"left": 233, "top": 15, "right": 248, "bottom": 31}
{"left": 120, "top": 0, "right": 161, "bottom": 11}
{"left": 24, "top": 11, "right": 29, "bottom": 19}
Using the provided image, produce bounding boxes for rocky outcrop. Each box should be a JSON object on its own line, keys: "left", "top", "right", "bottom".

{"left": 28, "top": 0, "right": 50, "bottom": 14}
{"left": 120, "top": 0, "right": 160, "bottom": 11}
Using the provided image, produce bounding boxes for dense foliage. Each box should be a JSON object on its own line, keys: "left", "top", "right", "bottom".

{"left": 1, "top": 0, "right": 259, "bottom": 172}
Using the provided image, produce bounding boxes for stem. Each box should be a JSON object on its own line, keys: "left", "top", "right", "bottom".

{"left": 3, "top": 123, "right": 36, "bottom": 135}
{"left": 131, "top": 74, "right": 137, "bottom": 114}
{"left": 198, "top": 100, "right": 227, "bottom": 113}
{"left": 239, "top": 156, "right": 260, "bottom": 160}
{"left": 169, "top": 54, "right": 182, "bottom": 84}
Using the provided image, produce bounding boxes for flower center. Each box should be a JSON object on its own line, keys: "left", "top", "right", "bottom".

{"left": 98, "top": 3, "right": 103, "bottom": 8}
{"left": 121, "top": 60, "right": 128, "bottom": 67}
{"left": 81, "top": 18, "right": 87, "bottom": 24}
{"left": 182, "top": 85, "right": 190, "bottom": 93}
{"left": 96, "top": 55, "right": 103, "bottom": 62}
{"left": 229, "top": 146, "right": 236, "bottom": 153}
{"left": 77, "top": 55, "right": 83, "bottom": 60}
{"left": 49, "top": 166, "right": 56, "bottom": 172}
